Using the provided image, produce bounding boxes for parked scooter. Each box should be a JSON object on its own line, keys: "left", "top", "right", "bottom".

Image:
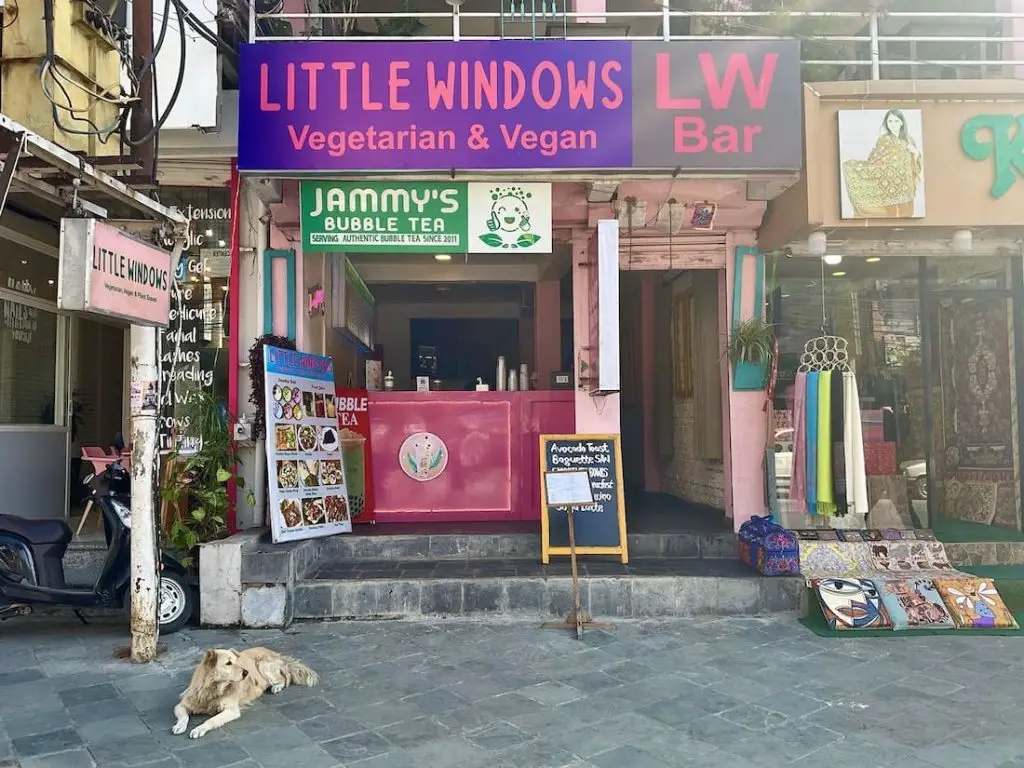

{"left": 0, "top": 434, "right": 194, "bottom": 633}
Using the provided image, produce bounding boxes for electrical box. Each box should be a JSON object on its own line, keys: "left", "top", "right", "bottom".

{"left": 0, "top": 0, "right": 124, "bottom": 156}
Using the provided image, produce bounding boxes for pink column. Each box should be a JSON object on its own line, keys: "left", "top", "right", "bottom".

{"left": 723, "top": 231, "right": 767, "bottom": 532}
{"left": 640, "top": 275, "right": 660, "bottom": 492}
{"left": 571, "top": 231, "right": 620, "bottom": 435}
{"left": 534, "top": 280, "right": 561, "bottom": 389}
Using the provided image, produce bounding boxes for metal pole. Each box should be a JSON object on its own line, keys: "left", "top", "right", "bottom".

{"left": 662, "top": 0, "right": 671, "bottom": 41}
{"left": 129, "top": 324, "right": 160, "bottom": 662}
{"left": 869, "top": 9, "right": 881, "bottom": 80}
{"left": 131, "top": 0, "right": 156, "bottom": 180}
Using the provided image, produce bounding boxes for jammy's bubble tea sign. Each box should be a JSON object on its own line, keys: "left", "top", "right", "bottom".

{"left": 334, "top": 388, "right": 376, "bottom": 523}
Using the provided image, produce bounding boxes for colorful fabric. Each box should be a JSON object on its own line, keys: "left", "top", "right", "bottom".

{"left": 876, "top": 578, "right": 955, "bottom": 630}
{"left": 842, "top": 132, "right": 921, "bottom": 213}
{"left": 790, "top": 372, "right": 808, "bottom": 515}
{"left": 805, "top": 371, "right": 820, "bottom": 514}
{"left": 799, "top": 541, "right": 875, "bottom": 582}
{"left": 935, "top": 578, "right": 1019, "bottom": 630}
{"left": 843, "top": 372, "right": 869, "bottom": 517}
{"left": 816, "top": 372, "right": 835, "bottom": 516}
{"left": 830, "top": 371, "right": 848, "bottom": 515}
{"left": 813, "top": 578, "right": 892, "bottom": 630}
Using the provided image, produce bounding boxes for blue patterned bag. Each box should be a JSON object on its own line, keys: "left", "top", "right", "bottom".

{"left": 738, "top": 515, "right": 800, "bottom": 576}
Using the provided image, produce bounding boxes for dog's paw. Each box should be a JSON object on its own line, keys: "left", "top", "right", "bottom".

{"left": 171, "top": 721, "right": 188, "bottom": 735}
{"left": 188, "top": 727, "right": 206, "bottom": 740}
{"left": 270, "top": 682, "right": 285, "bottom": 694}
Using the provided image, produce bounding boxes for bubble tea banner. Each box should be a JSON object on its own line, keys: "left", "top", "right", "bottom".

{"left": 334, "top": 388, "right": 376, "bottom": 524}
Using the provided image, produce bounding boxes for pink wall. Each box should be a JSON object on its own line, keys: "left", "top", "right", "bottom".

{"left": 723, "top": 232, "right": 768, "bottom": 532}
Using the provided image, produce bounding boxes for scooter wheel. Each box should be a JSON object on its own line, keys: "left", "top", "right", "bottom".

{"left": 123, "top": 571, "right": 194, "bottom": 635}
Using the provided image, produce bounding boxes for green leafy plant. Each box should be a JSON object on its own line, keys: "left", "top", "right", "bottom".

{"left": 162, "top": 391, "right": 245, "bottom": 566}
{"left": 727, "top": 318, "right": 776, "bottom": 365}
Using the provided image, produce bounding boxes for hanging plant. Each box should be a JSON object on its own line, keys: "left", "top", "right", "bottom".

{"left": 728, "top": 318, "right": 775, "bottom": 392}
{"left": 727, "top": 318, "right": 775, "bottom": 365}
{"left": 248, "top": 334, "right": 297, "bottom": 439}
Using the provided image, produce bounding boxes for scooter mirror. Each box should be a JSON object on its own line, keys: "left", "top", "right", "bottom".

{"left": 113, "top": 432, "right": 125, "bottom": 452}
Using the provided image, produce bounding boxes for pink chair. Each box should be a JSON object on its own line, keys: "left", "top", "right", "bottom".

{"left": 75, "top": 446, "right": 132, "bottom": 536}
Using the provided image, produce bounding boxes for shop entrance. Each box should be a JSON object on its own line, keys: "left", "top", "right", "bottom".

{"left": 926, "top": 286, "right": 1023, "bottom": 535}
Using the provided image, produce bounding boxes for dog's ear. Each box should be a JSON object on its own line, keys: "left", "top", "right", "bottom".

{"left": 203, "top": 649, "right": 218, "bottom": 666}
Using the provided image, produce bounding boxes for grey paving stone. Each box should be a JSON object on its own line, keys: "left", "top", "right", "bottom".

{"left": 497, "top": 738, "right": 582, "bottom": 768}
{"left": 321, "top": 729, "right": 393, "bottom": 763}
{"left": 0, "top": 668, "right": 45, "bottom": 686}
{"left": 12, "top": 729, "right": 84, "bottom": 759}
{"left": 58, "top": 684, "right": 121, "bottom": 709}
{"left": 88, "top": 734, "right": 174, "bottom": 766}
{"left": 591, "top": 745, "right": 669, "bottom": 768}
{"left": 295, "top": 713, "right": 367, "bottom": 743}
{"left": 376, "top": 716, "right": 451, "bottom": 750}
{"left": 19, "top": 749, "right": 98, "bottom": 768}
{"left": 173, "top": 740, "right": 250, "bottom": 768}
{"left": 404, "top": 736, "right": 490, "bottom": 768}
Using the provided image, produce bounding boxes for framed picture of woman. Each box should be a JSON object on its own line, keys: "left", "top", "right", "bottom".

{"left": 838, "top": 109, "right": 925, "bottom": 219}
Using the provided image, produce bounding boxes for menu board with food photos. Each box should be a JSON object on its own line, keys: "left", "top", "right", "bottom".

{"left": 263, "top": 346, "right": 351, "bottom": 543}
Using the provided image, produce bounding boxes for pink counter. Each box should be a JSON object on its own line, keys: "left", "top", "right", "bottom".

{"left": 368, "top": 391, "right": 575, "bottom": 522}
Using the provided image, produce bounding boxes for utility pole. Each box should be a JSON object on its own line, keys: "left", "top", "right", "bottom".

{"left": 130, "top": 324, "right": 160, "bottom": 662}
{"left": 128, "top": 0, "right": 161, "bottom": 663}
{"left": 131, "top": 0, "right": 156, "bottom": 180}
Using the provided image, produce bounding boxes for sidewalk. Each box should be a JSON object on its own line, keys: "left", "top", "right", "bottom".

{"left": 1, "top": 614, "right": 1022, "bottom": 767}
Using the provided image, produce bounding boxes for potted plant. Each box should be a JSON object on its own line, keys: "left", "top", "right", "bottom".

{"left": 162, "top": 391, "right": 246, "bottom": 567}
{"left": 728, "top": 317, "right": 775, "bottom": 391}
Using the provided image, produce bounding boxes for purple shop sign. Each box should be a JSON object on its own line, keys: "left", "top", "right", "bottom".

{"left": 238, "top": 40, "right": 801, "bottom": 173}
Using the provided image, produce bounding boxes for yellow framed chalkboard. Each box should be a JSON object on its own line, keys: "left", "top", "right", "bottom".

{"left": 539, "top": 434, "right": 628, "bottom": 564}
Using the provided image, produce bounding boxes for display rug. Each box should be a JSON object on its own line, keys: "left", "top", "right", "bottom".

{"left": 795, "top": 530, "right": 1019, "bottom": 632}
{"left": 800, "top": 594, "right": 1023, "bottom": 637}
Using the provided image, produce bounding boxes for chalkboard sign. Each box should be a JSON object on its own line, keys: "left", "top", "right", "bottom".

{"left": 539, "top": 434, "right": 628, "bottom": 564}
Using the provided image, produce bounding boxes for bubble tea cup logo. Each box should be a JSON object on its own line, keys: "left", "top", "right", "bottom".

{"left": 479, "top": 186, "right": 540, "bottom": 250}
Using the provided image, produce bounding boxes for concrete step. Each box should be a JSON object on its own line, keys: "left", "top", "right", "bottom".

{"left": 315, "top": 530, "right": 737, "bottom": 562}
{"left": 293, "top": 558, "right": 804, "bottom": 621}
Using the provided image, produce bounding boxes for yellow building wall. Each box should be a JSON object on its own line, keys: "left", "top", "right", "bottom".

{"left": 1, "top": 0, "right": 123, "bottom": 156}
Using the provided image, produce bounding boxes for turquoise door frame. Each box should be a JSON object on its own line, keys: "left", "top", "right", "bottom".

{"left": 263, "top": 249, "right": 297, "bottom": 340}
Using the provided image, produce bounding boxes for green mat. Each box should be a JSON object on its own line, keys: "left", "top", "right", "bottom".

{"left": 799, "top": 587, "right": 1024, "bottom": 637}
{"left": 933, "top": 516, "right": 1024, "bottom": 543}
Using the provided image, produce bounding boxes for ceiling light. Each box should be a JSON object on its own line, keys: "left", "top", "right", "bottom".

{"left": 20, "top": 260, "right": 27, "bottom": 265}
{"left": 832, "top": 271, "right": 847, "bottom": 277}
{"left": 434, "top": 254, "right": 452, "bottom": 262}
{"left": 866, "top": 256, "right": 881, "bottom": 263}
{"left": 205, "top": 228, "right": 214, "bottom": 237}
{"left": 808, "top": 231, "right": 827, "bottom": 257}
{"left": 823, "top": 254, "right": 843, "bottom": 266}
{"left": 47, "top": 279, "right": 55, "bottom": 285}
{"left": 217, "top": 239, "right": 227, "bottom": 247}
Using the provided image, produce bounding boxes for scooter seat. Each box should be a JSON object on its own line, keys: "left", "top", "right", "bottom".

{"left": 0, "top": 514, "right": 72, "bottom": 546}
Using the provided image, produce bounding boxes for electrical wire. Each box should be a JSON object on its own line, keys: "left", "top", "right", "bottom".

{"left": 123, "top": 0, "right": 187, "bottom": 147}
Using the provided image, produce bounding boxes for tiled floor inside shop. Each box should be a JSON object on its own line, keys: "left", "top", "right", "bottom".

{"left": 2, "top": 614, "right": 1023, "bottom": 767}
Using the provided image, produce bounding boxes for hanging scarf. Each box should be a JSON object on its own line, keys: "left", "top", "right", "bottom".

{"left": 831, "top": 371, "right": 848, "bottom": 516}
{"left": 790, "top": 373, "right": 808, "bottom": 515}
{"left": 805, "top": 371, "right": 819, "bottom": 514}
{"left": 843, "top": 372, "right": 869, "bottom": 517}
{"left": 816, "top": 371, "right": 835, "bottom": 516}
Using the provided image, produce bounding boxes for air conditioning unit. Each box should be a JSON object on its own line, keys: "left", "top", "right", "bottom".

{"left": 250, "top": 177, "right": 283, "bottom": 205}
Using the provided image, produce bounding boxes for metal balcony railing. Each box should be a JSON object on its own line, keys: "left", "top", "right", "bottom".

{"left": 244, "top": 2, "right": 1024, "bottom": 82}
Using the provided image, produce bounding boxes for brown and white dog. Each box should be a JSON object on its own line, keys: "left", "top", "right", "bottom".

{"left": 172, "top": 647, "right": 319, "bottom": 739}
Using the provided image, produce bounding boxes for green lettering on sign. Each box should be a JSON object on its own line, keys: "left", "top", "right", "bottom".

{"left": 300, "top": 181, "right": 469, "bottom": 253}
{"left": 961, "top": 114, "right": 1024, "bottom": 198}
